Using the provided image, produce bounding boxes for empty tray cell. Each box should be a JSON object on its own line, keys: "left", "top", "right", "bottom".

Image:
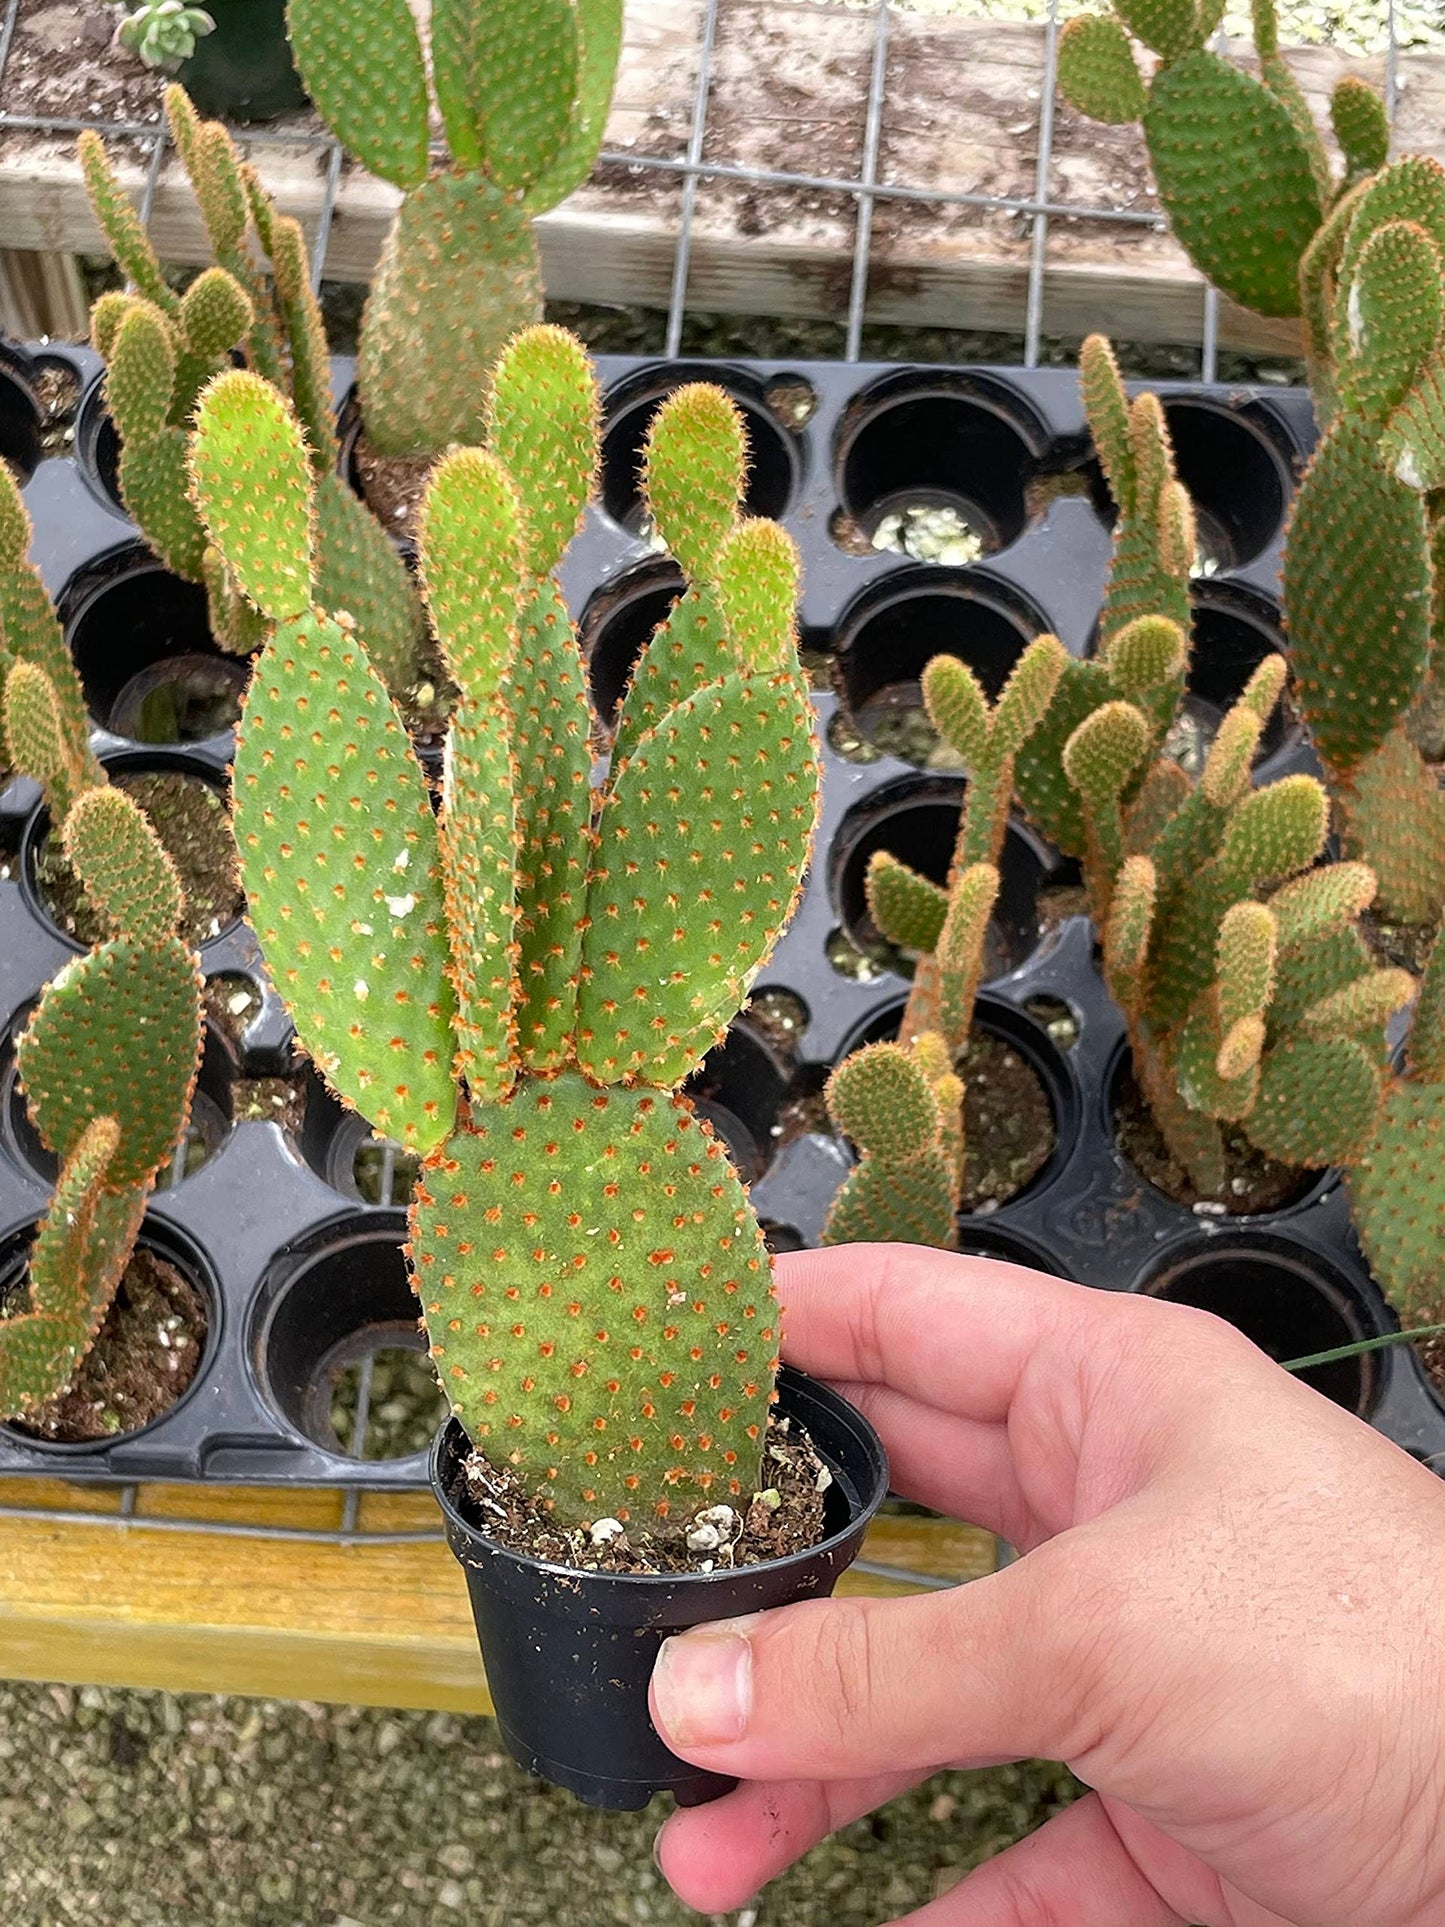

{"left": 600, "top": 364, "right": 799, "bottom": 533}
{"left": 836, "top": 373, "right": 1046, "bottom": 560}
{"left": 61, "top": 546, "right": 249, "bottom": 744}
{"left": 1138, "top": 1237, "right": 1380, "bottom": 1415}
{"left": 298, "top": 1071, "right": 423, "bottom": 1209}
{"left": 1178, "top": 587, "right": 1295, "bottom": 770}
{"left": 835, "top": 569, "right": 1049, "bottom": 767}
{"left": 2, "top": 1014, "right": 233, "bottom": 1192}
{"left": 0, "top": 1217, "right": 216, "bottom": 1449}
{"left": 682, "top": 1019, "right": 791, "bottom": 1186}
{"left": 832, "top": 775, "right": 1067, "bottom": 979}
{"left": 579, "top": 559, "right": 687, "bottom": 725}
{"left": 0, "top": 363, "right": 43, "bottom": 486}
{"left": 253, "top": 1219, "right": 447, "bottom": 1462}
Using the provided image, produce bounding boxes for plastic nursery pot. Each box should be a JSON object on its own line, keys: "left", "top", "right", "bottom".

{"left": 431, "top": 1365, "right": 889, "bottom": 1811}
{"left": 177, "top": 0, "right": 308, "bottom": 123}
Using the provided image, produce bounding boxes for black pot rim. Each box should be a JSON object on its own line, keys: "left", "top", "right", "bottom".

{"left": 429, "top": 1363, "right": 889, "bottom": 1590}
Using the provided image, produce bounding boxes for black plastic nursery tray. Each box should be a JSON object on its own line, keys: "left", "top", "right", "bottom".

{"left": 2, "top": 343, "right": 1442, "bottom": 1488}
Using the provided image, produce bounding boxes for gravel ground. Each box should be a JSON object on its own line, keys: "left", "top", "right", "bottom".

{"left": 0, "top": 1681, "right": 1080, "bottom": 1926}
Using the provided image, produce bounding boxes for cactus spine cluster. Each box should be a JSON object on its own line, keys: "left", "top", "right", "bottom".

{"left": 821, "top": 636, "right": 1065, "bottom": 1248}
{"left": 189, "top": 327, "right": 817, "bottom": 1530}
{"left": 285, "top": 0, "right": 623, "bottom": 457}
{"left": 0, "top": 468, "right": 201, "bottom": 1416}
{"left": 80, "top": 88, "right": 424, "bottom": 703}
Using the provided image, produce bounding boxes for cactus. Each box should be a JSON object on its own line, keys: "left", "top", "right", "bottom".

{"left": 190, "top": 329, "right": 817, "bottom": 1530}
{"left": 80, "top": 92, "right": 425, "bottom": 705}
{"left": 287, "top": 0, "right": 623, "bottom": 457}
{"left": 117, "top": 2, "right": 215, "bottom": 72}
{"left": 0, "top": 473, "right": 202, "bottom": 1417}
{"left": 821, "top": 632, "right": 1064, "bottom": 1247}
{"left": 1057, "top": 0, "right": 1328, "bottom": 317}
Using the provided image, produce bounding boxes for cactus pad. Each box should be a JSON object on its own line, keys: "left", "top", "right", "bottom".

{"left": 642, "top": 386, "right": 746, "bottom": 585}
{"left": 286, "top": 0, "right": 430, "bottom": 190}
{"left": 822, "top": 1043, "right": 959, "bottom": 1251}
{"left": 61, "top": 787, "right": 183, "bottom": 946}
{"left": 716, "top": 521, "right": 801, "bottom": 672}
{"left": 233, "top": 611, "right": 458, "bottom": 1150}
{"left": 578, "top": 669, "right": 818, "bottom": 1085}
{"left": 410, "top": 1077, "right": 774, "bottom": 1523}
{"left": 487, "top": 326, "right": 600, "bottom": 577}
{"left": 1341, "top": 726, "right": 1445, "bottom": 925}
{"left": 189, "top": 370, "right": 315, "bottom": 623}
{"left": 470, "top": 0, "right": 580, "bottom": 196}
{"left": 1143, "top": 51, "right": 1322, "bottom": 317}
{"left": 1248, "top": 1035, "right": 1382, "bottom": 1168}
{"left": 3, "top": 662, "right": 86, "bottom": 826}
{"left": 525, "top": 0, "right": 625, "bottom": 212}
{"left": 1057, "top": 17, "right": 1147, "bottom": 125}
{"left": 313, "top": 474, "right": 426, "bottom": 705}
{"left": 17, "top": 934, "right": 201, "bottom": 1188}
{"left": 866, "top": 850, "right": 949, "bottom": 954}
{"left": 1350, "top": 1083, "right": 1445, "bottom": 1320}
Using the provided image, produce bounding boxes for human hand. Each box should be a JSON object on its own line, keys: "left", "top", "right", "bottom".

{"left": 649, "top": 1244, "right": 1445, "bottom": 1925}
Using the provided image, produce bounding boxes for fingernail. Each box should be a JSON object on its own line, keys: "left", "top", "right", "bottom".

{"left": 652, "top": 1625, "right": 753, "bottom": 1747}
{"left": 651, "top": 1824, "right": 666, "bottom": 1873}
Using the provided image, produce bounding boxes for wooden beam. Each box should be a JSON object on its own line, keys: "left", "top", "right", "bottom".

{"left": 0, "top": 1, "right": 1436, "bottom": 351}
{"left": 0, "top": 1479, "right": 996, "bottom": 1713}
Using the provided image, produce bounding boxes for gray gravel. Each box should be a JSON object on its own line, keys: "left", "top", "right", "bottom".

{"left": 0, "top": 1681, "right": 1079, "bottom": 1926}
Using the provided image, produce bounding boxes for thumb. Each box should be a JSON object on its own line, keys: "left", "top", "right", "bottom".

{"left": 649, "top": 1538, "right": 1111, "bottom": 1783}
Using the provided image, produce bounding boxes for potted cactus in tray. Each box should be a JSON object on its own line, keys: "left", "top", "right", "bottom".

{"left": 186, "top": 327, "right": 887, "bottom": 1809}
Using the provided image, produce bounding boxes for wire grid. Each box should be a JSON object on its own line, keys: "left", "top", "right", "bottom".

{"left": 0, "top": 0, "right": 1402, "bottom": 1563}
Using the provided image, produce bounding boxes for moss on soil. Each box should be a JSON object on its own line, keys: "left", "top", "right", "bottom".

{"left": 0, "top": 1681, "right": 1081, "bottom": 1924}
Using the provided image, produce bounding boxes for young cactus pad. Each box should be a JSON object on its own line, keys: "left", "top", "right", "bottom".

{"left": 191, "top": 332, "right": 818, "bottom": 1527}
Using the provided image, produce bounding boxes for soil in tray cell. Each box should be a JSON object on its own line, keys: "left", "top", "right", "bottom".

{"left": 1113, "top": 1062, "right": 1319, "bottom": 1217}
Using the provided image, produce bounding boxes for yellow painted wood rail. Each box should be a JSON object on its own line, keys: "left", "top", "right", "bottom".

{"left": 0, "top": 1481, "right": 996, "bottom": 1715}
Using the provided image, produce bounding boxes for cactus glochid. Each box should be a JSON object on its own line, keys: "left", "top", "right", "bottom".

{"left": 285, "top": 0, "right": 624, "bottom": 457}
{"left": 0, "top": 466, "right": 202, "bottom": 1417}
{"left": 79, "top": 88, "right": 426, "bottom": 708}
{"left": 189, "top": 327, "right": 818, "bottom": 1530}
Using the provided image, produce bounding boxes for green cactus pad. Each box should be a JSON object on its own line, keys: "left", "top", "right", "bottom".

{"left": 1350, "top": 1082, "right": 1445, "bottom": 1320}
{"left": 286, "top": 0, "right": 430, "bottom": 190}
{"left": 1216, "top": 900, "right": 1277, "bottom": 1029}
{"left": 3, "top": 662, "right": 86, "bottom": 826}
{"left": 922, "top": 653, "right": 991, "bottom": 767}
{"left": 359, "top": 173, "right": 544, "bottom": 458}
{"left": 1103, "top": 853, "right": 1155, "bottom": 1009}
{"left": 1331, "top": 77, "right": 1391, "bottom": 179}
{"left": 107, "top": 302, "right": 175, "bottom": 444}
{"left": 1248, "top": 1035, "right": 1382, "bottom": 1168}
{"left": 17, "top": 933, "right": 201, "bottom": 1188}
{"left": 1220, "top": 775, "right": 1327, "bottom": 886}
{"left": 487, "top": 326, "right": 600, "bottom": 578}
{"left": 430, "top": 0, "right": 487, "bottom": 170}
{"left": 866, "top": 850, "right": 948, "bottom": 954}
{"left": 1303, "top": 968, "right": 1414, "bottom": 1040}
{"left": 1107, "top": 616, "right": 1188, "bottom": 699}
{"left": 1056, "top": 17, "right": 1147, "bottom": 126}
{"left": 25, "top": 1114, "right": 120, "bottom": 1314}
{"left": 642, "top": 386, "right": 745, "bottom": 585}
{"left": 525, "top": 0, "right": 625, "bottom": 213}
{"left": 471, "top": 0, "right": 581, "bottom": 196}
{"left": 417, "top": 449, "right": 524, "bottom": 707}
{"left": 0, "top": 485, "right": 98, "bottom": 791}
{"left": 1337, "top": 221, "right": 1442, "bottom": 426}
{"left": 190, "top": 371, "right": 316, "bottom": 623}
{"left": 314, "top": 474, "right": 426, "bottom": 706}
{"left": 822, "top": 1043, "right": 958, "bottom": 1251}
{"left": 179, "top": 268, "right": 253, "bottom": 365}
{"left": 1014, "top": 655, "right": 1112, "bottom": 859}
{"left": 77, "top": 132, "right": 175, "bottom": 315}
{"left": 233, "top": 611, "right": 458, "bottom": 1150}
{"left": 1267, "top": 924, "right": 1377, "bottom": 1035}
{"left": 822, "top": 1148, "right": 959, "bottom": 1252}
{"left": 1335, "top": 160, "right": 1445, "bottom": 332}
{"left": 512, "top": 581, "right": 593, "bottom": 1074}
{"left": 61, "top": 787, "right": 182, "bottom": 946}
{"left": 609, "top": 587, "right": 734, "bottom": 774}
{"left": 578, "top": 669, "right": 819, "bottom": 1087}
{"left": 1411, "top": 932, "right": 1445, "bottom": 1083}
{"left": 935, "top": 863, "right": 999, "bottom": 1054}
{"left": 1175, "top": 1006, "right": 1258, "bottom": 1121}
{"left": 716, "top": 521, "right": 800, "bottom": 672}
{"left": 1381, "top": 340, "right": 1445, "bottom": 492}
{"left": 1081, "top": 335, "right": 1135, "bottom": 513}
{"left": 89, "top": 291, "right": 129, "bottom": 364}
{"left": 1283, "top": 417, "right": 1431, "bottom": 773}
{"left": 1063, "top": 698, "right": 1148, "bottom": 806}
{"left": 1116, "top": 0, "right": 1202, "bottom": 58}
{"left": 266, "top": 212, "right": 340, "bottom": 468}
{"left": 1340, "top": 726, "right": 1445, "bottom": 925}
{"left": 1270, "top": 862, "right": 1377, "bottom": 950}
{"left": 828, "top": 1041, "right": 939, "bottom": 1160}
{"left": 991, "top": 635, "right": 1067, "bottom": 758}
{"left": 119, "top": 430, "right": 208, "bottom": 583}
{"left": 1143, "top": 51, "right": 1322, "bottom": 318}
{"left": 411, "top": 1079, "right": 774, "bottom": 1524}
{"left": 1123, "top": 759, "right": 1189, "bottom": 855}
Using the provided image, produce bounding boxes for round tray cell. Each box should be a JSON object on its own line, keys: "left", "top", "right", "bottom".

{"left": 75, "top": 376, "right": 122, "bottom": 511}
{"left": 578, "top": 559, "right": 687, "bottom": 724}
{"left": 23, "top": 753, "right": 245, "bottom": 953}
{"left": 832, "top": 775, "right": 1068, "bottom": 980}
{"left": 61, "top": 547, "right": 247, "bottom": 743}
{"left": 1138, "top": 1238, "right": 1380, "bottom": 1414}
{"left": 297, "top": 1070, "right": 423, "bottom": 1208}
{"left": 0, "top": 1216, "right": 218, "bottom": 1451}
{"left": 836, "top": 374, "right": 1046, "bottom": 559}
{"left": 837, "top": 993, "right": 1077, "bottom": 1213}
{"left": 834, "top": 570, "right": 1048, "bottom": 768}
{"left": 682, "top": 1019, "right": 791, "bottom": 1185}
{"left": 253, "top": 1219, "right": 448, "bottom": 1461}
{"left": 2, "top": 1014, "right": 233, "bottom": 1191}
{"left": 1175, "top": 587, "right": 1294, "bottom": 772}
{"left": 0, "top": 365, "right": 43, "bottom": 486}
{"left": 950, "top": 1221, "right": 1066, "bottom": 1276}
{"left": 1161, "top": 399, "right": 1292, "bottom": 572}
{"left": 1107, "top": 1044, "right": 1327, "bottom": 1220}
{"left": 600, "top": 364, "right": 799, "bottom": 533}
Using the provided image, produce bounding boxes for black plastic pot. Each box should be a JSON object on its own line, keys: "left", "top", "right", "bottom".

{"left": 4, "top": 341, "right": 1445, "bottom": 1491}
{"left": 431, "top": 1367, "right": 889, "bottom": 1810}
{"left": 176, "top": 0, "right": 307, "bottom": 123}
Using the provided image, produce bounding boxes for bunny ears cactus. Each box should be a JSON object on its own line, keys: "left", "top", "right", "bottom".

{"left": 189, "top": 328, "right": 819, "bottom": 1526}
{"left": 285, "top": 0, "right": 623, "bottom": 455}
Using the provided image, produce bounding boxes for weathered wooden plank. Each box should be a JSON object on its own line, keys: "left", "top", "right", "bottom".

{"left": 0, "top": 1, "right": 1435, "bottom": 351}
{"left": 0, "top": 1483, "right": 995, "bottom": 1712}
